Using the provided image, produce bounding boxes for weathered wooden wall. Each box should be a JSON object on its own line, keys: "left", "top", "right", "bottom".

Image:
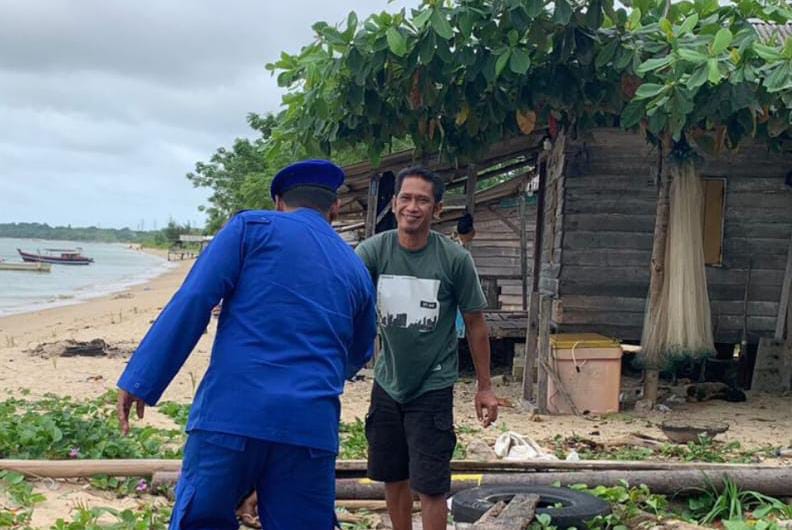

{"left": 555, "top": 128, "right": 792, "bottom": 344}
{"left": 435, "top": 199, "right": 535, "bottom": 311}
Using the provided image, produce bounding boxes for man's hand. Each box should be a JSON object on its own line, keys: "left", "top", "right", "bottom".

{"left": 117, "top": 389, "right": 146, "bottom": 435}
{"left": 236, "top": 491, "right": 260, "bottom": 528}
{"left": 475, "top": 388, "right": 499, "bottom": 427}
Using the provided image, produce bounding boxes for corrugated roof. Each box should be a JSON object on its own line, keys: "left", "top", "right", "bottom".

{"left": 752, "top": 22, "right": 792, "bottom": 44}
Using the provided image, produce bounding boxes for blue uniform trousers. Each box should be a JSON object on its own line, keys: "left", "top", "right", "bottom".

{"left": 170, "top": 430, "right": 337, "bottom": 530}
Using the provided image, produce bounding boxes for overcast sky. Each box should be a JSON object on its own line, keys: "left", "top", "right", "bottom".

{"left": 0, "top": 0, "right": 415, "bottom": 230}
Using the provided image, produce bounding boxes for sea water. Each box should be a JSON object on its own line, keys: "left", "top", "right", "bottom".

{"left": 0, "top": 238, "right": 174, "bottom": 317}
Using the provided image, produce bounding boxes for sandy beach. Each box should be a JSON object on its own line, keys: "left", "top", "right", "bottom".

{"left": 1, "top": 254, "right": 790, "bottom": 527}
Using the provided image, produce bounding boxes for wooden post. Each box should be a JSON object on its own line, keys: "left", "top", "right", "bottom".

{"left": 519, "top": 190, "right": 528, "bottom": 310}
{"left": 521, "top": 157, "right": 547, "bottom": 404}
{"left": 643, "top": 149, "right": 672, "bottom": 405}
{"left": 521, "top": 294, "right": 539, "bottom": 402}
{"left": 364, "top": 174, "right": 381, "bottom": 239}
{"left": 532, "top": 158, "right": 547, "bottom": 293}
{"left": 465, "top": 163, "right": 478, "bottom": 219}
{"left": 536, "top": 295, "right": 552, "bottom": 413}
{"left": 775, "top": 233, "right": 792, "bottom": 341}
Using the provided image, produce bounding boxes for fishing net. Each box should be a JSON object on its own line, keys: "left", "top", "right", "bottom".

{"left": 641, "top": 161, "right": 715, "bottom": 367}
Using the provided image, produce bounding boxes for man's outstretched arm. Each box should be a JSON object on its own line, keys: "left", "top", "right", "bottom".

{"left": 347, "top": 282, "right": 377, "bottom": 379}
{"left": 116, "top": 216, "right": 245, "bottom": 431}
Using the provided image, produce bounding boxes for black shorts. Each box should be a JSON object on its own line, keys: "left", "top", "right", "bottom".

{"left": 365, "top": 382, "right": 456, "bottom": 496}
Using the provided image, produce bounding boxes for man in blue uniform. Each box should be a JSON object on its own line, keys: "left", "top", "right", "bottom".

{"left": 116, "top": 160, "right": 377, "bottom": 530}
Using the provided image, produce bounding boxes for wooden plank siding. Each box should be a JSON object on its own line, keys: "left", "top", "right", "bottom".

{"left": 434, "top": 201, "right": 536, "bottom": 311}
{"left": 554, "top": 128, "right": 792, "bottom": 344}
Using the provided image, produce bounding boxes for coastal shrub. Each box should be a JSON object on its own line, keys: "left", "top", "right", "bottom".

{"left": 0, "top": 391, "right": 183, "bottom": 460}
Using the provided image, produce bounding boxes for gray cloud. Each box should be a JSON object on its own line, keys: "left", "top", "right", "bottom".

{"left": 0, "top": 0, "right": 415, "bottom": 229}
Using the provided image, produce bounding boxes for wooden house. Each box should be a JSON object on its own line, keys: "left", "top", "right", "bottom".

{"left": 334, "top": 127, "right": 792, "bottom": 368}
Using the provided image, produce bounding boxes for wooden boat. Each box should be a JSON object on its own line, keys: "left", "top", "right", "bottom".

{"left": 0, "top": 260, "right": 52, "bottom": 272}
{"left": 17, "top": 248, "right": 94, "bottom": 265}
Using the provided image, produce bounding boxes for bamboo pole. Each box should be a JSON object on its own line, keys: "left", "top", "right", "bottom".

{"left": 4, "top": 458, "right": 786, "bottom": 480}
{"left": 0, "top": 459, "right": 180, "bottom": 478}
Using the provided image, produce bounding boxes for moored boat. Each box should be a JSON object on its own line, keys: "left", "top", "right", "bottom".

{"left": 17, "top": 248, "right": 94, "bottom": 265}
{"left": 0, "top": 260, "right": 52, "bottom": 272}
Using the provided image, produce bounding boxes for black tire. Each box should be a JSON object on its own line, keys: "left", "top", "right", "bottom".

{"left": 451, "top": 485, "right": 610, "bottom": 529}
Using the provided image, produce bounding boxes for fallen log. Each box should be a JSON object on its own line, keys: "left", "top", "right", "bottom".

{"left": 332, "top": 469, "right": 792, "bottom": 499}
{"left": 148, "top": 468, "right": 792, "bottom": 499}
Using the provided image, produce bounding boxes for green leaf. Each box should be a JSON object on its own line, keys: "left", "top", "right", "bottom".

{"left": 412, "top": 8, "right": 432, "bottom": 30}
{"left": 509, "top": 48, "right": 531, "bottom": 74}
{"left": 694, "top": 0, "right": 719, "bottom": 17}
{"left": 764, "top": 62, "right": 792, "bottom": 93}
{"left": 430, "top": 8, "right": 453, "bottom": 40}
{"left": 596, "top": 38, "right": 619, "bottom": 68}
{"left": 710, "top": 28, "right": 733, "bottom": 55}
{"left": 677, "top": 13, "right": 699, "bottom": 35}
{"left": 648, "top": 111, "right": 667, "bottom": 134}
{"left": 753, "top": 43, "right": 783, "bottom": 61}
{"left": 621, "top": 100, "right": 645, "bottom": 128}
{"left": 660, "top": 18, "right": 673, "bottom": 37}
{"left": 458, "top": 12, "right": 475, "bottom": 38}
{"left": 496, "top": 49, "right": 511, "bottom": 78}
{"left": 678, "top": 48, "right": 708, "bottom": 64}
{"left": 634, "top": 83, "right": 667, "bottom": 99}
{"left": 344, "top": 11, "right": 358, "bottom": 40}
{"left": 615, "top": 48, "right": 635, "bottom": 69}
{"left": 637, "top": 55, "right": 673, "bottom": 74}
{"left": 526, "top": 0, "right": 544, "bottom": 18}
{"left": 707, "top": 57, "right": 722, "bottom": 83}
{"left": 419, "top": 32, "right": 436, "bottom": 64}
{"left": 386, "top": 27, "right": 408, "bottom": 57}
{"left": 553, "top": 0, "right": 573, "bottom": 25}
{"left": 686, "top": 63, "right": 709, "bottom": 88}
{"left": 627, "top": 7, "right": 642, "bottom": 31}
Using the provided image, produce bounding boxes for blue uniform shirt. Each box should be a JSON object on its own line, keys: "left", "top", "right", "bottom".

{"left": 117, "top": 209, "right": 377, "bottom": 454}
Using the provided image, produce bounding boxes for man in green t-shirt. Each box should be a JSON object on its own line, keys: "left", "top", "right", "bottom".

{"left": 356, "top": 165, "right": 499, "bottom": 530}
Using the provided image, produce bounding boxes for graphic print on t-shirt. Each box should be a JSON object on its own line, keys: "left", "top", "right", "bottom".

{"left": 377, "top": 274, "right": 440, "bottom": 332}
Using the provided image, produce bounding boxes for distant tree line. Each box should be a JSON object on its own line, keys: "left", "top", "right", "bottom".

{"left": 0, "top": 220, "right": 198, "bottom": 248}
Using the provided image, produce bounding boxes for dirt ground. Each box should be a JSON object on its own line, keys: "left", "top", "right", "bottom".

{"left": 1, "top": 256, "right": 790, "bottom": 527}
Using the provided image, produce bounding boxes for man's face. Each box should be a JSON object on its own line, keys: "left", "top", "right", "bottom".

{"left": 392, "top": 176, "right": 442, "bottom": 235}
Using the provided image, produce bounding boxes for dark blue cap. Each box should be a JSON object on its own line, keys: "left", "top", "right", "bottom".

{"left": 270, "top": 160, "right": 346, "bottom": 200}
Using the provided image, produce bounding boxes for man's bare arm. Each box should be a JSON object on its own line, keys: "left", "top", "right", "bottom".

{"left": 463, "top": 311, "right": 498, "bottom": 426}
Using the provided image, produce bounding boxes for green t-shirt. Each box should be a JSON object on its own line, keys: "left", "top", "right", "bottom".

{"left": 355, "top": 230, "right": 487, "bottom": 403}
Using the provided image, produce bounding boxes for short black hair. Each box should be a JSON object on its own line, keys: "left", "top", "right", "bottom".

{"left": 457, "top": 213, "right": 474, "bottom": 235}
{"left": 280, "top": 185, "right": 337, "bottom": 214}
{"left": 395, "top": 165, "right": 445, "bottom": 203}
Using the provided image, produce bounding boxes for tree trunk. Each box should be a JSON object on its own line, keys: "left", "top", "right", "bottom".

{"left": 643, "top": 149, "right": 672, "bottom": 404}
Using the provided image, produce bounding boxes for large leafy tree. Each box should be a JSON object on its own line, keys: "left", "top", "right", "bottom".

{"left": 187, "top": 113, "right": 279, "bottom": 233}
{"left": 267, "top": 0, "right": 791, "bottom": 163}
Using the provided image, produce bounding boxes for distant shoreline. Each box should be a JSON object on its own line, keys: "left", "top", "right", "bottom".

{"left": 0, "top": 242, "right": 176, "bottom": 319}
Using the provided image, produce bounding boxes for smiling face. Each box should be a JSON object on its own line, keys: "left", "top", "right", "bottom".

{"left": 392, "top": 175, "right": 443, "bottom": 236}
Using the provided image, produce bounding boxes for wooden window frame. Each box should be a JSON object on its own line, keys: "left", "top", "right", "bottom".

{"left": 702, "top": 177, "right": 727, "bottom": 267}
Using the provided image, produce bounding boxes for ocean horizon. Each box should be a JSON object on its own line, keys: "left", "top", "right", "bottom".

{"left": 0, "top": 237, "right": 174, "bottom": 317}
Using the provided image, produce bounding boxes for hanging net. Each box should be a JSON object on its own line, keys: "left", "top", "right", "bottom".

{"left": 641, "top": 160, "right": 716, "bottom": 367}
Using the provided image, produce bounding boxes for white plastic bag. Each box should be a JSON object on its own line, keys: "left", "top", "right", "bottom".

{"left": 493, "top": 432, "right": 558, "bottom": 461}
